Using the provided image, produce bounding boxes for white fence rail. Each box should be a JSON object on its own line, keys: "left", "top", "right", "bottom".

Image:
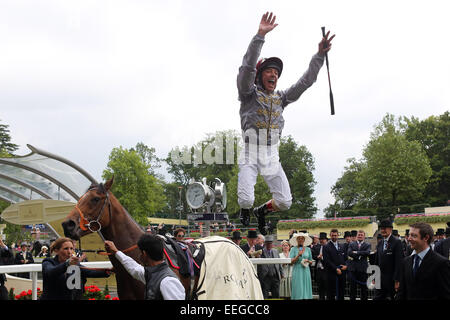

{"left": 0, "top": 258, "right": 291, "bottom": 300}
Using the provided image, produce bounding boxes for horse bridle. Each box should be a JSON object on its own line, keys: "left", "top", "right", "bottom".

{"left": 75, "top": 187, "right": 112, "bottom": 240}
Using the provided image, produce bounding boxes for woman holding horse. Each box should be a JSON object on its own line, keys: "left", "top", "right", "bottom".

{"left": 104, "top": 234, "right": 185, "bottom": 300}
{"left": 40, "top": 237, "right": 111, "bottom": 300}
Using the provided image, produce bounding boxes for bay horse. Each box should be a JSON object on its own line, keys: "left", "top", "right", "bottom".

{"left": 62, "top": 177, "right": 263, "bottom": 300}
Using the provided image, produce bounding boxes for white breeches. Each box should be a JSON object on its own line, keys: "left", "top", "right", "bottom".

{"left": 237, "top": 143, "right": 292, "bottom": 211}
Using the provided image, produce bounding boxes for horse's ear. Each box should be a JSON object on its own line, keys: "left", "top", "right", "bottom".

{"left": 104, "top": 176, "right": 114, "bottom": 192}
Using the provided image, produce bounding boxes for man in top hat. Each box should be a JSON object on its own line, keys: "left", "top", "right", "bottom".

{"left": 350, "top": 230, "right": 357, "bottom": 243}
{"left": 434, "top": 224, "right": 450, "bottom": 259}
{"left": 258, "top": 235, "right": 284, "bottom": 299}
{"left": 323, "top": 229, "right": 347, "bottom": 300}
{"left": 432, "top": 229, "right": 445, "bottom": 250}
{"left": 402, "top": 229, "right": 413, "bottom": 256}
{"left": 374, "top": 219, "right": 404, "bottom": 300}
{"left": 237, "top": 12, "right": 335, "bottom": 236}
{"left": 14, "top": 242, "right": 35, "bottom": 279}
{"left": 397, "top": 222, "right": 450, "bottom": 300}
{"left": 311, "top": 232, "right": 328, "bottom": 300}
{"left": 342, "top": 231, "right": 351, "bottom": 260}
{"left": 231, "top": 230, "right": 242, "bottom": 246}
{"left": 241, "top": 230, "right": 263, "bottom": 258}
{"left": 347, "top": 230, "right": 371, "bottom": 300}
{"left": 369, "top": 233, "right": 384, "bottom": 265}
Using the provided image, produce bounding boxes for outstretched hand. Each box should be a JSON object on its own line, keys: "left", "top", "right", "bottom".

{"left": 104, "top": 240, "right": 118, "bottom": 254}
{"left": 318, "top": 30, "right": 335, "bottom": 57}
{"left": 257, "top": 12, "right": 278, "bottom": 37}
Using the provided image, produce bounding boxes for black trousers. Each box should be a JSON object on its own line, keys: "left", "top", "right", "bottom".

{"left": 260, "top": 275, "right": 280, "bottom": 299}
{"left": 316, "top": 268, "right": 328, "bottom": 300}
{"left": 0, "top": 285, "right": 8, "bottom": 300}
{"left": 348, "top": 270, "right": 368, "bottom": 300}
{"left": 374, "top": 286, "right": 396, "bottom": 300}
{"left": 326, "top": 272, "right": 345, "bottom": 300}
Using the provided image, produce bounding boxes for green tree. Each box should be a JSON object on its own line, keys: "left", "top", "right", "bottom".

{"left": 278, "top": 136, "right": 317, "bottom": 218}
{"left": 102, "top": 144, "right": 166, "bottom": 226}
{"left": 402, "top": 112, "right": 450, "bottom": 206}
{"left": 326, "top": 114, "right": 434, "bottom": 218}
{"left": 359, "top": 114, "right": 432, "bottom": 208}
{"left": 329, "top": 158, "right": 364, "bottom": 212}
{"left": 0, "top": 120, "right": 19, "bottom": 156}
{"left": 166, "top": 130, "right": 240, "bottom": 186}
{"left": 159, "top": 182, "right": 186, "bottom": 219}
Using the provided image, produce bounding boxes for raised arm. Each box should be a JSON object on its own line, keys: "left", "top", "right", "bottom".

{"left": 281, "top": 31, "right": 335, "bottom": 107}
{"left": 237, "top": 12, "right": 278, "bottom": 97}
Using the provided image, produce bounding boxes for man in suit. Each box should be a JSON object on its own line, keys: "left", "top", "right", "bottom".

{"left": 434, "top": 225, "right": 450, "bottom": 259}
{"left": 311, "top": 232, "right": 328, "bottom": 300}
{"left": 257, "top": 235, "right": 284, "bottom": 299}
{"left": 0, "top": 238, "right": 13, "bottom": 300}
{"left": 347, "top": 230, "right": 371, "bottom": 300}
{"left": 14, "top": 242, "right": 34, "bottom": 279}
{"left": 240, "top": 230, "right": 263, "bottom": 258}
{"left": 374, "top": 219, "right": 404, "bottom": 300}
{"left": 231, "top": 230, "right": 242, "bottom": 246}
{"left": 322, "top": 229, "right": 347, "bottom": 300}
{"left": 432, "top": 229, "right": 445, "bottom": 250}
{"left": 401, "top": 229, "right": 413, "bottom": 257}
{"left": 397, "top": 222, "right": 450, "bottom": 300}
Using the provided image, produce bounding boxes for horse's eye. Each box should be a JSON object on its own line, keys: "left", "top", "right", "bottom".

{"left": 92, "top": 197, "right": 101, "bottom": 204}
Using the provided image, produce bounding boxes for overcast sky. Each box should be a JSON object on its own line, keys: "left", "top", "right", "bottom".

{"left": 1, "top": 1, "right": 449, "bottom": 218}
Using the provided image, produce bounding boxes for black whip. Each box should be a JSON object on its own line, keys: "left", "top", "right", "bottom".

{"left": 321, "top": 26, "right": 335, "bottom": 115}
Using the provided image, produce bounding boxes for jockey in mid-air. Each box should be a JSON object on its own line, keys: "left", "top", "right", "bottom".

{"left": 237, "top": 12, "right": 335, "bottom": 235}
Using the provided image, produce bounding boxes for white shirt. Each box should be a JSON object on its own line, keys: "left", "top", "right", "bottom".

{"left": 115, "top": 251, "right": 185, "bottom": 300}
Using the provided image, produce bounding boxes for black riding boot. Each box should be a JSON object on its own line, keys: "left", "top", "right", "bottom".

{"left": 239, "top": 208, "right": 251, "bottom": 226}
{"left": 253, "top": 203, "right": 271, "bottom": 235}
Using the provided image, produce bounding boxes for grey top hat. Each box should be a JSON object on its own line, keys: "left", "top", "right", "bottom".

{"left": 265, "top": 235, "right": 274, "bottom": 242}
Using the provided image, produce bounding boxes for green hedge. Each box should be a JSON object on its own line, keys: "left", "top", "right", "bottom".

{"left": 277, "top": 218, "right": 371, "bottom": 230}
{"left": 394, "top": 214, "right": 450, "bottom": 225}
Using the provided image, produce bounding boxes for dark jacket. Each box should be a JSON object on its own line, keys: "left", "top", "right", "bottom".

{"left": 240, "top": 243, "right": 263, "bottom": 258}
{"left": 40, "top": 255, "right": 109, "bottom": 300}
{"left": 0, "top": 246, "right": 13, "bottom": 286}
{"left": 14, "top": 251, "right": 34, "bottom": 265}
{"left": 322, "top": 241, "right": 346, "bottom": 274}
{"left": 434, "top": 238, "right": 450, "bottom": 259}
{"left": 397, "top": 248, "right": 450, "bottom": 300}
{"left": 374, "top": 235, "right": 404, "bottom": 289}
{"left": 311, "top": 243, "right": 324, "bottom": 269}
{"left": 257, "top": 248, "right": 283, "bottom": 280}
{"left": 347, "top": 241, "right": 371, "bottom": 273}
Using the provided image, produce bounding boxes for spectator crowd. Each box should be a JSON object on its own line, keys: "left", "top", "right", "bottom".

{"left": 237, "top": 220, "right": 450, "bottom": 300}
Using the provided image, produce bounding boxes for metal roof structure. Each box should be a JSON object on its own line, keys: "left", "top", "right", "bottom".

{"left": 0, "top": 144, "right": 97, "bottom": 205}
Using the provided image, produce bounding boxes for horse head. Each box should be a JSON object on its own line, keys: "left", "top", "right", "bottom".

{"left": 62, "top": 177, "right": 114, "bottom": 240}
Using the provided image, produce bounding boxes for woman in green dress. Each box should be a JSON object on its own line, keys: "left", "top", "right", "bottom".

{"left": 289, "top": 232, "right": 314, "bottom": 300}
